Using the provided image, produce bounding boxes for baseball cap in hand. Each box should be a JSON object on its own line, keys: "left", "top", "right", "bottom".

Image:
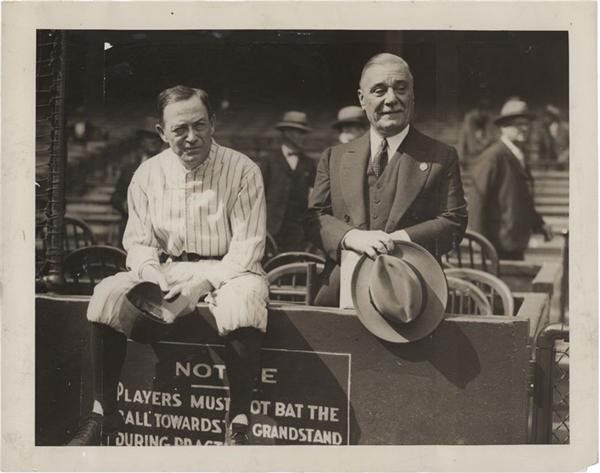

{"left": 123, "top": 281, "right": 196, "bottom": 343}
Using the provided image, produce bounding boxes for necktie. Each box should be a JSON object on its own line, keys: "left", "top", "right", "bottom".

{"left": 372, "top": 138, "right": 389, "bottom": 177}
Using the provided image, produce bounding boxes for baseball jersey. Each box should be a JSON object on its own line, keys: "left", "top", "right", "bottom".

{"left": 123, "top": 140, "right": 267, "bottom": 289}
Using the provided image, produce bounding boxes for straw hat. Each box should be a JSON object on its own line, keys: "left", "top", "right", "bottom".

{"left": 332, "top": 105, "right": 368, "bottom": 130}
{"left": 494, "top": 98, "right": 536, "bottom": 126}
{"left": 274, "top": 110, "right": 312, "bottom": 133}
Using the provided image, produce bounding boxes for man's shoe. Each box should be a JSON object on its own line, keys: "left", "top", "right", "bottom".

{"left": 225, "top": 421, "right": 250, "bottom": 445}
{"left": 66, "top": 412, "right": 124, "bottom": 446}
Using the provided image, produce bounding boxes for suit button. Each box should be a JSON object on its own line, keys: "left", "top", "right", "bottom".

{"left": 376, "top": 183, "right": 382, "bottom": 190}
{"left": 344, "top": 214, "right": 350, "bottom": 223}
{"left": 373, "top": 214, "right": 378, "bottom": 219}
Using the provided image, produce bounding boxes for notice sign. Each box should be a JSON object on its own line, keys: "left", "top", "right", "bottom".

{"left": 107, "top": 342, "right": 351, "bottom": 446}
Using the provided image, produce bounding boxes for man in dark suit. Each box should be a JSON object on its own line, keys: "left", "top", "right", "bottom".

{"left": 307, "top": 53, "right": 468, "bottom": 306}
{"left": 469, "top": 98, "right": 553, "bottom": 260}
{"left": 261, "top": 111, "right": 316, "bottom": 252}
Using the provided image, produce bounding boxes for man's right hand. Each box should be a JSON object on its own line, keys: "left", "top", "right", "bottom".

{"left": 342, "top": 229, "right": 395, "bottom": 259}
{"left": 140, "top": 264, "right": 169, "bottom": 292}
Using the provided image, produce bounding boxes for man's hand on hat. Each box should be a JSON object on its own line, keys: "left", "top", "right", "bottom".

{"left": 343, "top": 229, "right": 395, "bottom": 259}
{"left": 163, "top": 277, "right": 214, "bottom": 309}
{"left": 140, "top": 264, "right": 169, "bottom": 292}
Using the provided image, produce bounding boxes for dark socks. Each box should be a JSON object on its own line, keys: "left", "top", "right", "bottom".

{"left": 90, "top": 322, "right": 127, "bottom": 415}
{"left": 222, "top": 327, "right": 263, "bottom": 421}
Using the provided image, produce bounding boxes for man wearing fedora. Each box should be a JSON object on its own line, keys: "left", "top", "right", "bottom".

{"left": 469, "top": 97, "right": 553, "bottom": 260}
{"left": 68, "top": 85, "right": 268, "bottom": 446}
{"left": 333, "top": 105, "right": 369, "bottom": 144}
{"left": 308, "top": 53, "right": 468, "bottom": 307}
{"left": 261, "top": 110, "right": 316, "bottom": 252}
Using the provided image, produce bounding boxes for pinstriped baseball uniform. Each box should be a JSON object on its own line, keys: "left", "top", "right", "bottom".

{"left": 87, "top": 140, "right": 269, "bottom": 336}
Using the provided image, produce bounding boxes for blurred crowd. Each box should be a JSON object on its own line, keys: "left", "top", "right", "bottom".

{"left": 64, "top": 96, "right": 568, "bottom": 260}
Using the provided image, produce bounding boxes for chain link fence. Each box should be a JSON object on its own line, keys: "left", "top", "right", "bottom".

{"left": 531, "top": 323, "right": 570, "bottom": 443}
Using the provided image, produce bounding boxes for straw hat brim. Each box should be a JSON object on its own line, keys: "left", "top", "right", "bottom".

{"left": 274, "top": 121, "right": 311, "bottom": 133}
{"left": 493, "top": 112, "right": 536, "bottom": 126}
{"left": 351, "top": 241, "right": 447, "bottom": 343}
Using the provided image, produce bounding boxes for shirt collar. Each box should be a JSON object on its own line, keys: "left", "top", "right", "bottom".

{"left": 281, "top": 144, "right": 300, "bottom": 160}
{"left": 168, "top": 140, "right": 217, "bottom": 175}
{"left": 369, "top": 125, "right": 410, "bottom": 161}
{"left": 500, "top": 135, "right": 525, "bottom": 165}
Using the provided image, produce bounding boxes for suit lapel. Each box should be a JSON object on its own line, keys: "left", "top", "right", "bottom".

{"left": 385, "top": 128, "right": 432, "bottom": 232}
{"left": 340, "top": 133, "right": 370, "bottom": 228}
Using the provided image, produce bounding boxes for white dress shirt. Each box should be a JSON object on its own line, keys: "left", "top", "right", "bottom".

{"left": 281, "top": 144, "right": 299, "bottom": 170}
{"left": 500, "top": 135, "right": 526, "bottom": 168}
{"left": 369, "top": 124, "right": 410, "bottom": 163}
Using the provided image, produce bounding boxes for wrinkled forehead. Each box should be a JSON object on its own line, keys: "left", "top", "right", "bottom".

{"left": 360, "top": 61, "right": 413, "bottom": 89}
{"left": 162, "top": 96, "right": 210, "bottom": 125}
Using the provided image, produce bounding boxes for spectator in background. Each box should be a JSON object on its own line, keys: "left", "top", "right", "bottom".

{"left": 332, "top": 105, "right": 369, "bottom": 144}
{"left": 260, "top": 111, "right": 316, "bottom": 252}
{"left": 469, "top": 98, "right": 553, "bottom": 260}
{"left": 111, "top": 116, "right": 164, "bottom": 245}
{"left": 543, "top": 104, "right": 570, "bottom": 168}
{"left": 457, "top": 99, "right": 495, "bottom": 167}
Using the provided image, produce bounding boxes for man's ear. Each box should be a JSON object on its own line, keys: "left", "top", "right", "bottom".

{"left": 155, "top": 123, "right": 168, "bottom": 143}
{"left": 357, "top": 88, "right": 365, "bottom": 110}
{"left": 210, "top": 115, "right": 216, "bottom": 135}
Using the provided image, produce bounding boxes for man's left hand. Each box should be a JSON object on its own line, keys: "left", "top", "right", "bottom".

{"left": 164, "top": 278, "right": 215, "bottom": 313}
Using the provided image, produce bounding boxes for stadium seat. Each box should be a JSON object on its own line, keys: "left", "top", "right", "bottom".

{"left": 61, "top": 245, "right": 127, "bottom": 295}
{"left": 263, "top": 251, "right": 325, "bottom": 272}
{"left": 444, "top": 267, "right": 514, "bottom": 316}
{"left": 443, "top": 230, "right": 499, "bottom": 276}
{"left": 267, "top": 261, "right": 324, "bottom": 305}
{"left": 446, "top": 276, "right": 493, "bottom": 315}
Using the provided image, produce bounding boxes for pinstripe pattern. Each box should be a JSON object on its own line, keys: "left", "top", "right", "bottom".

{"left": 123, "top": 140, "right": 267, "bottom": 289}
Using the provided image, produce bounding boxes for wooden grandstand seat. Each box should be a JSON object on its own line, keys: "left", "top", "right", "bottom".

{"left": 61, "top": 245, "right": 127, "bottom": 295}
{"left": 444, "top": 268, "right": 514, "bottom": 316}
{"left": 36, "top": 215, "right": 98, "bottom": 278}
{"left": 62, "top": 215, "right": 97, "bottom": 252}
{"left": 267, "top": 262, "right": 324, "bottom": 305}
{"left": 446, "top": 276, "right": 493, "bottom": 315}
{"left": 443, "top": 230, "right": 499, "bottom": 276}
{"left": 263, "top": 251, "right": 326, "bottom": 272}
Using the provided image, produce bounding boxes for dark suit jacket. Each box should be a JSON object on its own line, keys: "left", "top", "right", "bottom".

{"left": 469, "top": 139, "right": 544, "bottom": 253}
{"left": 261, "top": 150, "right": 316, "bottom": 236}
{"left": 307, "top": 127, "right": 468, "bottom": 305}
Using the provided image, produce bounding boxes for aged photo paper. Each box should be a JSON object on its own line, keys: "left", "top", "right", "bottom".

{"left": 1, "top": 1, "right": 597, "bottom": 471}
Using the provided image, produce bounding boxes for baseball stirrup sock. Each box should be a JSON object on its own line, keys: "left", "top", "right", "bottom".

{"left": 223, "top": 327, "right": 263, "bottom": 420}
{"left": 91, "top": 322, "right": 127, "bottom": 415}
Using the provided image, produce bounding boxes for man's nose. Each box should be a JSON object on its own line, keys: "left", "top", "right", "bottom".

{"left": 383, "top": 88, "right": 398, "bottom": 104}
{"left": 185, "top": 127, "right": 198, "bottom": 142}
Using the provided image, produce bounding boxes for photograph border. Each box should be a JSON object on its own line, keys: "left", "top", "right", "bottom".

{"left": 2, "top": 1, "right": 596, "bottom": 471}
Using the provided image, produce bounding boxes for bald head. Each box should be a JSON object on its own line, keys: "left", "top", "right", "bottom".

{"left": 357, "top": 53, "right": 415, "bottom": 137}
{"left": 359, "top": 53, "right": 413, "bottom": 89}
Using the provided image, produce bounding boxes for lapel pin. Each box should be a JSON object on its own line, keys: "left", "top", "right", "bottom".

{"left": 420, "top": 162, "right": 429, "bottom": 171}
